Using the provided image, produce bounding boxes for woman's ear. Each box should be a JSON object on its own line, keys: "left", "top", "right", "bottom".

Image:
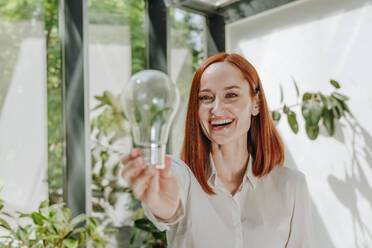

{"left": 252, "top": 94, "right": 260, "bottom": 116}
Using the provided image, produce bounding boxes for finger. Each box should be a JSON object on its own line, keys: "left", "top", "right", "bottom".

{"left": 145, "top": 168, "right": 160, "bottom": 199}
{"left": 131, "top": 166, "right": 156, "bottom": 200}
{"left": 121, "top": 157, "right": 145, "bottom": 185}
{"left": 159, "top": 156, "right": 173, "bottom": 179}
{"left": 121, "top": 148, "right": 141, "bottom": 165}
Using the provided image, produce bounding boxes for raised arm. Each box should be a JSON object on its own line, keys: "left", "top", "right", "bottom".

{"left": 121, "top": 149, "right": 180, "bottom": 221}
{"left": 141, "top": 156, "right": 191, "bottom": 231}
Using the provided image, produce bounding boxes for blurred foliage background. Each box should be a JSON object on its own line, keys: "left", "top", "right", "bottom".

{"left": 0, "top": 0, "right": 351, "bottom": 247}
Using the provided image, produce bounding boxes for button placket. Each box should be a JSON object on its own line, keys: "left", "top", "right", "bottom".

{"left": 232, "top": 195, "right": 243, "bottom": 248}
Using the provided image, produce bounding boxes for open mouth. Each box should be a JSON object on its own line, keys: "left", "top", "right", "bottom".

{"left": 210, "top": 119, "right": 234, "bottom": 130}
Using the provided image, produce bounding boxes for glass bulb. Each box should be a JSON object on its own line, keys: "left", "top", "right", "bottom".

{"left": 120, "top": 70, "right": 180, "bottom": 169}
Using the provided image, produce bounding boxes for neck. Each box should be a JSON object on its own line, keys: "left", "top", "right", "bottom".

{"left": 210, "top": 134, "right": 249, "bottom": 184}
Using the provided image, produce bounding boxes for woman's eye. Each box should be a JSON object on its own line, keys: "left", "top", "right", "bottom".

{"left": 199, "top": 95, "right": 212, "bottom": 101}
{"left": 226, "top": 93, "right": 238, "bottom": 98}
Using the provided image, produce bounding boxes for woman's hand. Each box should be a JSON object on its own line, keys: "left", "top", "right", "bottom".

{"left": 121, "top": 148, "right": 180, "bottom": 220}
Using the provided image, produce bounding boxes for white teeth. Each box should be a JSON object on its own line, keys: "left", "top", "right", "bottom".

{"left": 211, "top": 119, "right": 233, "bottom": 125}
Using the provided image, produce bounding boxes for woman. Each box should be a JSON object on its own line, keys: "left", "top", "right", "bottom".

{"left": 121, "top": 53, "right": 311, "bottom": 247}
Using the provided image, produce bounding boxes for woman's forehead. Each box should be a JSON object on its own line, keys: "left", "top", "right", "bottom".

{"left": 200, "top": 62, "right": 247, "bottom": 90}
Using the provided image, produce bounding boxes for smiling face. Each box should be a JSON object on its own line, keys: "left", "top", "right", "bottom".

{"left": 198, "top": 62, "right": 259, "bottom": 145}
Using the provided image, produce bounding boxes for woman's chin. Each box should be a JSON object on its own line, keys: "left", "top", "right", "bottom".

{"left": 209, "top": 132, "right": 248, "bottom": 146}
{"left": 210, "top": 136, "right": 235, "bottom": 146}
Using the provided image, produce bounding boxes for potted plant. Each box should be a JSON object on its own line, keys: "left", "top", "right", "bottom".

{"left": 0, "top": 198, "right": 106, "bottom": 247}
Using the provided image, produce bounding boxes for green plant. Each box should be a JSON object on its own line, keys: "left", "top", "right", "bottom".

{"left": 91, "top": 91, "right": 131, "bottom": 220}
{"left": 130, "top": 216, "right": 166, "bottom": 248}
{"left": 91, "top": 91, "right": 167, "bottom": 247}
{"left": 271, "top": 79, "right": 352, "bottom": 139}
{"left": 0, "top": 199, "right": 106, "bottom": 248}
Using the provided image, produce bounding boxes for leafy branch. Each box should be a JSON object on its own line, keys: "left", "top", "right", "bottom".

{"left": 271, "top": 78, "right": 352, "bottom": 139}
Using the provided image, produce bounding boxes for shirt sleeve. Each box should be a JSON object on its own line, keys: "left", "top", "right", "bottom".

{"left": 286, "top": 172, "right": 312, "bottom": 248}
{"left": 141, "top": 156, "right": 191, "bottom": 232}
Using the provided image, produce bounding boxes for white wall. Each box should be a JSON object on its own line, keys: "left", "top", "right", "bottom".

{"left": 227, "top": 0, "right": 372, "bottom": 247}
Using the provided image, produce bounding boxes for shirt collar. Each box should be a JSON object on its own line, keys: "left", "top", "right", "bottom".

{"left": 207, "top": 153, "right": 258, "bottom": 190}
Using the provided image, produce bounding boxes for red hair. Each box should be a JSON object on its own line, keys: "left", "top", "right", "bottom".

{"left": 181, "top": 53, "right": 284, "bottom": 194}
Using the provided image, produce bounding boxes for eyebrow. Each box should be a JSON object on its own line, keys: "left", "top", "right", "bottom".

{"left": 199, "top": 85, "right": 241, "bottom": 93}
{"left": 224, "top": 85, "right": 241, "bottom": 90}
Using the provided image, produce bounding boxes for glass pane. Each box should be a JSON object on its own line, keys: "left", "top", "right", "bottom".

{"left": 169, "top": 8, "right": 205, "bottom": 156}
{"left": 46, "top": 1, "right": 62, "bottom": 205}
{"left": 0, "top": 0, "right": 47, "bottom": 214}
{"left": 88, "top": 1, "right": 146, "bottom": 246}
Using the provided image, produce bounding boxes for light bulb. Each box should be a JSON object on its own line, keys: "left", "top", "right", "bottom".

{"left": 120, "top": 70, "right": 180, "bottom": 169}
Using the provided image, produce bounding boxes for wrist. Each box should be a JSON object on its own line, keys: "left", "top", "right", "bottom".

{"left": 154, "top": 199, "right": 183, "bottom": 223}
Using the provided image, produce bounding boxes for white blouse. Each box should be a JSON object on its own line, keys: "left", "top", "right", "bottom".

{"left": 142, "top": 155, "right": 312, "bottom": 248}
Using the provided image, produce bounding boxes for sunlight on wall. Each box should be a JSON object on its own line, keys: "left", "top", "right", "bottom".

{"left": 227, "top": 0, "right": 372, "bottom": 247}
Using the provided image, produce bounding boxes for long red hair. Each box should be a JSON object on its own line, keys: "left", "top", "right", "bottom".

{"left": 181, "top": 53, "right": 284, "bottom": 194}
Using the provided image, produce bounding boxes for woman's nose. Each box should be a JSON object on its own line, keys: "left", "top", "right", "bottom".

{"left": 210, "top": 98, "right": 224, "bottom": 115}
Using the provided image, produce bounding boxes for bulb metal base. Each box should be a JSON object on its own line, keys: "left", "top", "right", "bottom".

{"left": 140, "top": 144, "right": 166, "bottom": 169}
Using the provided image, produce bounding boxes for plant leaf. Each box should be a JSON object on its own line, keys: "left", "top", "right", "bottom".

{"left": 271, "top": 110, "right": 281, "bottom": 123}
{"left": 332, "top": 92, "right": 349, "bottom": 101}
{"left": 134, "top": 105, "right": 142, "bottom": 123}
{"left": 302, "top": 92, "right": 313, "bottom": 102}
{"left": 71, "top": 214, "right": 86, "bottom": 228}
{"left": 100, "top": 150, "right": 108, "bottom": 165}
{"left": 108, "top": 191, "right": 117, "bottom": 206}
{"left": 302, "top": 100, "right": 322, "bottom": 126}
{"left": 88, "top": 217, "right": 98, "bottom": 228}
{"left": 280, "top": 84, "right": 284, "bottom": 103}
{"left": 92, "top": 103, "right": 105, "bottom": 110}
{"left": 112, "top": 163, "right": 120, "bottom": 176}
{"left": 330, "top": 79, "right": 340, "bottom": 89}
{"left": 337, "top": 99, "right": 353, "bottom": 117}
{"left": 305, "top": 123, "right": 319, "bottom": 140}
{"left": 329, "top": 96, "right": 344, "bottom": 119}
{"left": 322, "top": 108, "right": 335, "bottom": 136}
{"left": 318, "top": 92, "right": 331, "bottom": 110}
{"left": 62, "top": 238, "right": 78, "bottom": 248}
{"left": 292, "top": 77, "right": 300, "bottom": 98}
{"left": 0, "top": 217, "right": 11, "bottom": 230}
{"left": 134, "top": 218, "right": 158, "bottom": 233}
{"left": 150, "top": 106, "right": 172, "bottom": 126}
{"left": 287, "top": 111, "right": 299, "bottom": 134}
{"left": 102, "top": 227, "right": 118, "bottom": 234}
{"left": 31, "top": 212, "right": 44, "bottom": 225}
{"left": 283, "top": 105, "right": 290, "bottom": 114}
{"left": 99, "top": 163, "right": 106, "bottom": 177}
{"left": 39, "top": 200, "right": 49, "bottom": 210}
{"left": 129, "top": 228, "right": 138, "bottom": 245}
